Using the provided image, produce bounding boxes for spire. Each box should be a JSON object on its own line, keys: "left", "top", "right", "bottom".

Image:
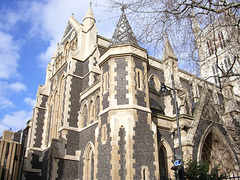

{"left": 162, "top": 34, "right": 177, "bottom": 61}
{"left": 191, "top": 10, "right": 201, "bottom": 39}
{"left": 83, "top": 2, "right": 95, "bottom": 23}
{"left": 110, "top": 6, "right": 138, "bottom": 46}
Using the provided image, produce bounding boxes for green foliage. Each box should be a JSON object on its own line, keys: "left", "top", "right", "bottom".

{"left": 184, "top": 159, "right": 222, "bottom": 180}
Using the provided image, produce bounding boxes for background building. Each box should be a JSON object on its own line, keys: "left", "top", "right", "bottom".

{"left": 0, "top": 128, "right": 28, "bottom": 180}
{"left": 192, "top": 12, "right": 240, "bottom": 96}
{"left": 21, "top": 5, "right": 240, "bottom": 179}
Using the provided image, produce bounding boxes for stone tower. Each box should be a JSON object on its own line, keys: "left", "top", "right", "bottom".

{"left": 96, "top": 9, "right": 159, "bottom": 179}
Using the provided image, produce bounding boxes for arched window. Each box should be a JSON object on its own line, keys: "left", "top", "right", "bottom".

{"left": 95, "top": 95, "right": 100, "bottom": 120}
{"left": 200, "top": 126, "right": 238, "bottom": 174}
{"left": 148, "top": 74, "right": 160, "bottom": 91}
{"left": 58, "top": 76, "right": 65, "bottom": 127}
{"left": 150, "top": 99, "right": 164, "bottom": 114}
{"left": 83, "top": 142, "right": 95, "bottom": 180}
{"left": 150, "top": 76, "right": 155, "bottom": 86}
{"left": 46, "top": 96, "right": 53, "bottom": 147}
{"left": 64, "top": 42, "right": 70, "bottom": 59}
{"left": 89, "top": 100, "right": 94, "bottom": 124}
{"left": 159, "top": 146, "right": 168, "bottom": 180}
{"left": 83, "top": 105, "right": 88, "bottom": 127}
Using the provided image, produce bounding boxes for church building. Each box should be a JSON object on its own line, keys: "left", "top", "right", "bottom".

{"left": 22, "top": 4, "right": 240, "bottom": 180}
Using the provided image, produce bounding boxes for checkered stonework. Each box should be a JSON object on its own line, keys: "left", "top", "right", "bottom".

{"left": 110, "top": 10, "right": 138, "bottom": 46}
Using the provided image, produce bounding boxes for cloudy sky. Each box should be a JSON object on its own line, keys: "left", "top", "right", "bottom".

{"left": 0, "top": 0, "right": 119, "bottom": 136}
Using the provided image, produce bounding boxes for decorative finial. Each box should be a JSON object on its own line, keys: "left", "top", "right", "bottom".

{"left": 121, "top": 4, "right": 126, "bottom": 12}
{"left": 90, "top": 1, "right": 92, "bottom": 7}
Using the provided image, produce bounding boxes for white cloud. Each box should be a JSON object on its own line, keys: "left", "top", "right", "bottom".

{"left": 0, "top": 96, "right": 14, "bottom": 109}
{"left": 0, "top": 31, "right": 20, "bottom": 79}
{"left": 0, "top": 81, "right": 27, "bottom": 109}
{"left": 0, "top": 110, "right": 32, "bottom": 135}
{"left": 9, "top": 82, "right": 27, "bottom": 92}
{"left": 24, "top": 97, "right": 36, "bottom": 108}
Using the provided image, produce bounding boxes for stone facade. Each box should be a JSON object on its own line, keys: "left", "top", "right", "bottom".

{"left": 22, "top": 4, "right": 240, "bottom": 180}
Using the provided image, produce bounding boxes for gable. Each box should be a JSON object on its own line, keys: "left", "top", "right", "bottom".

{"left": 200, "top": 96, "right": 220, "bottom": 122}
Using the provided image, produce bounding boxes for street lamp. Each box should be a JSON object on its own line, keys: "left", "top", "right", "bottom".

{"left": 160, "top": 74, "right": 185, "bottom": 180}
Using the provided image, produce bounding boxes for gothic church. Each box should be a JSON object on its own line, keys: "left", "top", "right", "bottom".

{"left": 22, "top": 5, "right": 240, "bottom": 180}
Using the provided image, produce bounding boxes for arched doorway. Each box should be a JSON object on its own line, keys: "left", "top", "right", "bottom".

{"left": 199, "top": 126, "right": 239, "bottom": 174}
{"left": 159, "top": 145, "right": 168, "bottom": 180}
{"left": 83, "top": 142, "right": 95, "bottom": 180}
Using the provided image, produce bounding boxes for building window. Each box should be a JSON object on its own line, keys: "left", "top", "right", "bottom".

{"left": 89, "top": 101, "right": 94, "bottom": 124}
{"left": 103, "top": 73, "right": 108, "bottom": 93}
{"left": 159, "top": 146, "right": 168, "bottom": 180}
{"left": 136, "top": 69, "right": 143, "bottom": 90}
{"left": 212, "top": 64, "right": 219, "bottom": 85}
{"left": 207, "top": 40, "right": 214, "bottom": 56}
{"left": 218, "top": 32, "right": 226, "bottom": 49}
{"left": 224, "top": 57, "right": 233, "bottom": 74}
{"left": 141, "top": 166, "right": 149, "bottom": 180}
{"left": 150, "top": 76, "right": 155, "bottom": 86}
{"left": 101, "top": 124, "right": 107, "bottom": 144}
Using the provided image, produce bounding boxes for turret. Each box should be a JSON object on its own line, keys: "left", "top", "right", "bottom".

{"left": 96, "top": 8, "right": 159, "bottom": 179}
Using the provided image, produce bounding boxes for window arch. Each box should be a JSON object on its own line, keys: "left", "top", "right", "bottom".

{"left": 45, "top": 95, "right": 53, "bottom": 147}
{"left": 198, "top": 125, "right": 238, "bottom": 174}
{"left": 89, "top": 100, "right": 94, "bottom": 124}
{"left": 148, "top": 74, "right": 160, "bottom": 91}
{"left": 64, "top": 41, "right": 70, "bottom": 59}
{"left": 79, "top": 101, "right": 88, "bottom": 129}
{"left": 58, "top": 75, "right": 65, "bottom": 127}
{"left": 150, "top": 98, "right": 164, "bottom": 114}
{"left": 158, "top": 139, "right": 174, "bottom": 180}
{"left": 83, "top": 142, "right": 95, "bottom": 180}
{"left": 159, "top": 146, "right": 168, "bottom": 180}
{"left": 95, "top": 95, "right": 100, "bottom": 120}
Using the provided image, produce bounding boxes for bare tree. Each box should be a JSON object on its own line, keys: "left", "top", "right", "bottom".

{"left": 107, "top": 0, "right": 240, "bottom": 90}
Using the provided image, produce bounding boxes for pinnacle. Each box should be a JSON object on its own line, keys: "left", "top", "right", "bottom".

{"left": 110, "top": 9, "right": 138, "bottom": 46}
{"left": 83, "top": 2, "right": 95, "bottom": 22}
{"left": 162, "top": 34, "right": 177, "bottom": 61}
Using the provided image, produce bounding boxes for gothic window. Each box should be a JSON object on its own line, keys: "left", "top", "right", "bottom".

{"left": 150, "top": 99, "right": 164, "bottom": 114}
{"left": 52, "top": 92, "right": 58, "bottom": 139}
{"left": 136, "top": 69, "right": 143, "bottom": 90}
{"left": 83, "top": 105, "right": 88, "bottom": 127}
{"left": 141, "top": 166, "right": 149, "bottom": 180}
{"left": 224, "top": 57, "right": 233, "bottom": 74}
{"left": 58, "top": 76, "right": 65, "bottom": 127}
{"left": 150, "top": 76, "right": 155, "bottom": 86}
{"left": 103, "top": 73, "right": 108, "bottom": 93}
{"left": 89, "top": 100, "right": 94, "bottom": 124}
{"left": 46, "top": 98, "right": 53, "bottom": 147}
{"left": 207, "top": 40, "right": 214, "bottom": 56}
{"left": 101, "top": 124, "right": 107, "bottom": 144}
{"left": 201, "top": 129, "right": 235, "bottom": 173}
{"left": 211, "top": 64, "right": 219, "bottom": 85}
{"left": 83, "top": 143, "right": 95, "bottom": 180}
{"left": 95, "top": 96, "right": 100, "bottom": 120}
{"left": 159, "top": 146, "right": 168, "bottom": 180}
{"left": 64, "top": 42, "right": 70, "bottom": 59}
{"left": 218, "top": 32, "right": 226, "bottom": 49}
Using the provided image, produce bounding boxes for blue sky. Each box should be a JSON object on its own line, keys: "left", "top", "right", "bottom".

{"left": 0, "top": 0, "right": 117, "bottom": 136}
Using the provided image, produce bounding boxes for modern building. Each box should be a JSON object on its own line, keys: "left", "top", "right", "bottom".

{"left": 0, "top": 129, "right": 27, "bottom": 180}
{"left": 22, "top": 4, "right": 240, "bottom": 179}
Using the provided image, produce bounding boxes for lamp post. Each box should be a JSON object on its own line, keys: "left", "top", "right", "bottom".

{"left": 160, "top": 74, "right": 185, "bottom": 180}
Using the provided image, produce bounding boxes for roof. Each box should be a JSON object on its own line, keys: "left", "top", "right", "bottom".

{"left": 110, "top": 8, "right": 138, "bottom": 46}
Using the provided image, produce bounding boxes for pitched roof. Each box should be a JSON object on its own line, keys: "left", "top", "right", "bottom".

{"left": 110, "top": 9, "right": 138, "bottom": 46}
